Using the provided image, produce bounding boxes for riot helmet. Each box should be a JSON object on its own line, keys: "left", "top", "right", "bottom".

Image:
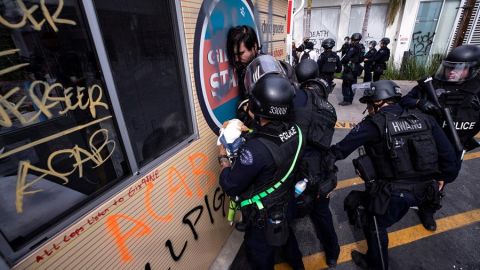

{"left": 244, "top": 54, "right": 286, "bottom": 95}
{"left": 249, "top": 74, "right": 295, "bottom": 120}
{"left": 351, "top": 33, "right": 362, "bottom": 42}
{"left": 434, "top": 44, "right": 480, "bottom": 83}
{"left": 321, "top": 38, "right": 335, "bottom": 49}
{"left": 295, "top": 59, "right": 319, "bottom": 83}
{"left": 368, "top": 40, "right": 377, "bottom": 48}
{"left": 301, "top": 78, "right": 330, "bottom": 98}
{"left": 380, "top": 37, "right": 390, "bottom": 46}
{"left": 359, "top": 80, "right": 402, "bottom": 104}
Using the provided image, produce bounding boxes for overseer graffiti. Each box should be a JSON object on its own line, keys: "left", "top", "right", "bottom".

{"left": 194, "top": 0, "right": 258, "bottom": 133}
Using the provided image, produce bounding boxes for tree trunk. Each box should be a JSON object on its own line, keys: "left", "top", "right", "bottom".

{"left": 362, "top": 0, "right": 373, "bottom": 39}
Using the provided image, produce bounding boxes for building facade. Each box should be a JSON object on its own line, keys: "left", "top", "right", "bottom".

{"left": 292, "top": 0, "right": 468, "bottom": 67}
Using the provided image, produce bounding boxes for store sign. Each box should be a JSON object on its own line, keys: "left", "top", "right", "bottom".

{"left": 194, "top": 0, "right": 257, "bottom": 133}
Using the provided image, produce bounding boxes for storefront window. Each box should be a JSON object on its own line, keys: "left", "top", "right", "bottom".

{"left": 409, "top": 1, "right": 442, "bottom": 64}
{"left": 93, "top": 0, "right": 194, "bottom": 167}
{"left": 348, "top": 4, "right": 388, "bottom": 47}
{"left": 0, "top": 0, "right": 129, "bottom": 258}
{"left": 308, "top": 7, "right": 340, "bottom": 54}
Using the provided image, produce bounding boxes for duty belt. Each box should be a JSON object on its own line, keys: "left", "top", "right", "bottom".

{"left": 239, "top": 125, "right": 303, "bottom": 210}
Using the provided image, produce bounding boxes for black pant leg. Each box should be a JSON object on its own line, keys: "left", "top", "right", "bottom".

{"left": 364, "top": 191, "right": 416, "bottom": 270}
{"left": 310, "top": 196, "right": 340, "bottom": 261}
{"left": 245, "top": 226, "right": 275, "bottom": 270}
{"left": 364, "top": 65, "right": 372, "bottom": 82}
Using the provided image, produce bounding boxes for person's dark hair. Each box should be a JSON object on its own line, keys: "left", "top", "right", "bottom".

{"left": 226, "top": 25, "right": 259, "bottom": 68}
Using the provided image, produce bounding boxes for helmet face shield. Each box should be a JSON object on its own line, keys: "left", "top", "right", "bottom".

{"left": 434, "top": 60, "right": 479, "bottom": 83}
{"left": 244, "top": 55, "right": 286, "bottom": 95}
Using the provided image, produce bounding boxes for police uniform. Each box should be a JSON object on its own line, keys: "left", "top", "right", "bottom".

{"left": 220, "top": 122, "right": 305, "bottom": 270}
{"left": 341, "top": 42, "right": 365, "bottom": 104}
{"left": 291, "top": 84, "right": 340, "bottom": 267}
{"left": 333, "top": 104, "right": 458, "bottom": 269}
{"left": 372, "top": 47, "right": 390, "bottom": 81}
{"left": 317, "top": 50, "right": 342, "bottom": 90}
{"left": 331, "top": 80, "right": 458, "bottom": 269}
{"left": 363, "top": 47, "right": 377, "bottom": 82}
{"left": 221, "top": 65, "right": 305, "bottom": 270}
{"left": 401, "top": 76, "right": 480, "bottom": 153}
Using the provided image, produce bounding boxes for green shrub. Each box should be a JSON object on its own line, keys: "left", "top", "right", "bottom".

{"left": 383, "top": 53, "right": 445, "bottom": 81}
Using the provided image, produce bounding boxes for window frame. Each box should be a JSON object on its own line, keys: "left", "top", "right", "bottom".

{"left": 0, "top": 0, "right": 198, "bottom": 265}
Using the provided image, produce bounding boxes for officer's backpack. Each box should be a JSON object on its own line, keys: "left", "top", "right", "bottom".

{"left": 293, "top": 82, "right": 337, "bottom": 214}
{"left": 300, "top": 49, "right": 311, "bottom": 61}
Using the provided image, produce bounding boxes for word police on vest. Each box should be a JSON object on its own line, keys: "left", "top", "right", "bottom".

{"left": 388, "top": 119, "right": 426, "bottom": 134}
{"left": 279, "top": 126, "right": 297, "bottom": 142}
{"left": 442, "top": 121, "right": 476, "bottom": 130}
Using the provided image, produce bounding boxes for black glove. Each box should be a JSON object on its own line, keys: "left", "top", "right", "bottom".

{"left": 417, "top": 99, "right": 441, "bottom": 116}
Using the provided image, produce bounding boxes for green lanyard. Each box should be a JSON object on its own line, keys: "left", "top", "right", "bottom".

{"left": 239, "top": 125, "right": 303, "bottom": 210}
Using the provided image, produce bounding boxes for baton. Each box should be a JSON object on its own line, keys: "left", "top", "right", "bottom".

{"left": 420, "top": 77, "right": 463, "bottom": 152}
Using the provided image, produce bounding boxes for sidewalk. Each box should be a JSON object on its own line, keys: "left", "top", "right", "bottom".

{"left": 329, "top": 79, "right": 417, "bottom": 124}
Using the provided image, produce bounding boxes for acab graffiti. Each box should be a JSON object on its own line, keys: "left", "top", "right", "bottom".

{"left": 33, "top": 153, "right": 226, "bottom": 268}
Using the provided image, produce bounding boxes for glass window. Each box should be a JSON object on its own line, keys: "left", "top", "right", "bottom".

{"left": 308, "top": 7, "right": 340, "bottom": 54}
{"left": 348, "top": 4, "right": 388, "bottom": 47}
{"left": 408, "top": 1, "right": 442, "bottom": 63}
{"left": 93, "top": 0, "right": 194, "bottom": 167}
{"left": 0, "top": 0, "right": 130, "bottom": 258}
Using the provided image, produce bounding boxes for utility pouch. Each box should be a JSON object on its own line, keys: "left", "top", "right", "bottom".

{"left": 264, "top": 204, "right": 289, "bottom": 246}
{"left": 317, "top": 171, "right": 337, "bottom": 197}
{"left": 390, "top": 138, "right": 414, "bottom": 175}
{"left": 352, "top": 154, "right": 377, "bottom": 185}
{"left": 410, "top": 135, "right": 438, "bottom": 172}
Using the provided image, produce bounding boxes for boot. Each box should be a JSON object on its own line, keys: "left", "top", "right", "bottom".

{"left": 418, "top": 209, "right": 437, "bottom": 231}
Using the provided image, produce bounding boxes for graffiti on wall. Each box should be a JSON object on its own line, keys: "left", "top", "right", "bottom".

{"left": 409, "top": 31, "right": 435, "bottom": 57}
{"left": 33, "top": 152, "right": 225, "bottom": 268}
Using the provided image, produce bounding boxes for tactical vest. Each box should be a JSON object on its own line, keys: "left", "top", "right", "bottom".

{"left": 366, "top": 109, "right": 440, "bottom": 181}
{"left": 239, "top": 122, "right": 303, "bottom": 210}
{"left": 364, "top": 48, "right": 377, "bottom": 67}
{"left": 319, "top": 51, "right": 338, "bottom": 73}
{"left": 375, "top": 48, "right": 390, "bottom": 65}
{"left": 292, "top": 86, "right": 337, "bottom": 150}
{"left": 435, "top": 78, "right": 480, "bottom": 146}
{"left": 350, "top": 44, "right": 365, "bottom": 63}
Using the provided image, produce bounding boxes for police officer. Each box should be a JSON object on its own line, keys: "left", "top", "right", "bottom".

{"left": 363, "top": 40, "right": 377, "bottom": 82}
{"left": 340, "top": 33, "right": 365, "bottom": 106}
{"left": 219, "top": 68, "right": 305, "bottom": 269}
{"left": 328, "top": 80, "right": 459, "bottom": 270}
{"left": 400, "top": 44, "right": 480, "bottom": 231}
{"left": 372, "top": 38, "right": 390, "bottom": 82}
{"left": 337, "top": 36, "right": 350, "bottom": 57}
{"left": 293, "top": 59, "right": 340, "bottom": 267}
{"left": 317, "top": 38, "right": 342, "bottom": 92}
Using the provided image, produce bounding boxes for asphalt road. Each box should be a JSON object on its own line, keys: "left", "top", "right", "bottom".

{"left": 228, "top": 80, "right": 480, "bottom": 270}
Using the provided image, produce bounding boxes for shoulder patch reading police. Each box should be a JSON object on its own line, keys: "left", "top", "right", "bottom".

{"left": 239, "top": 148, "right": 254, "bottom": 165}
